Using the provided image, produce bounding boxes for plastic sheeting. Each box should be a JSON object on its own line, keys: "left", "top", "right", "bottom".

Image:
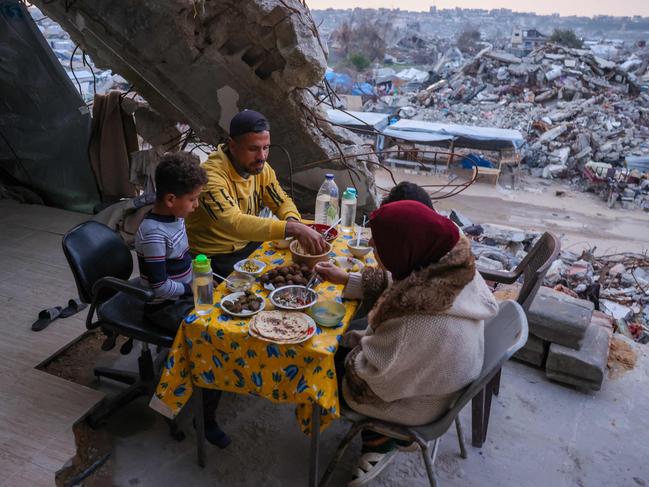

{"left": 0, "top": 1, "right": 100, "bottom": 213}
{"left": 326, "top": 110, "right": 390, "bottom": 131}
{"left": 382, "top": 119, "right": 525, "bottom": 151}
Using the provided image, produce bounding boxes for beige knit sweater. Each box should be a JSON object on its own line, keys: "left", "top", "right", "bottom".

{"left": 342, "top": 237, "right": 499, "bottom": 426}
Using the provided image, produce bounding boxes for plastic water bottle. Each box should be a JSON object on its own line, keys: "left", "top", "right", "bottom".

{"left": 314, "top": 174, "right": 339, "bottom": 225}
{"left": 192, "top": 254, "right": 213, "bottom": 315}
{"left": 340, "top": 188, "right": 357, "bottom": 233}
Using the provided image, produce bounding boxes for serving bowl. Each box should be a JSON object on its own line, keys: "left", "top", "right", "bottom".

{"left": 308, "top": 223, "right": 339, "bottom": 243}
{"left": 347, "top": 239, "right": 372, "bottom": 259}
{"left": 269, "top": 285, "right": 318, "bottom": 311}
{"left": 308, "top": 300, "right": 346, "bottom": 327}
{"left": 289, "top": 239, "right": 332, "bottom": 269}
{"left": 233, "top": 258, "right": 266, "bottom": 275}
{"left": 225, "top": 272, "right": 255, "bottom": 293}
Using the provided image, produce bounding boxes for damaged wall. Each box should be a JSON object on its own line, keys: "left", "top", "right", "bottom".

{"left": 32, "top": 0, "right": 377, "bottom": 213}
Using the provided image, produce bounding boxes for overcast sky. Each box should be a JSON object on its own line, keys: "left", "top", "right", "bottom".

{"left": 306, "top": 0, "right": 649, "bottom": 17}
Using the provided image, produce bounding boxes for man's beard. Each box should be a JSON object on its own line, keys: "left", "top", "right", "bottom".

{"left": 249, "top": 161, "right": 265, "bottom": 174}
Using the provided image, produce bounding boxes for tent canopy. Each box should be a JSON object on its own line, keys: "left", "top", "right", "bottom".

{"left": 326, "top": 110, "right": 390, "bottom": 131}
{"left": 382, "top": 119, "right": 525, "bottom": 151}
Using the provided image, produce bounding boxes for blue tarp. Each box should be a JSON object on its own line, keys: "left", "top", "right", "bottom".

{"left": 461, "top": 154, "right": 495, "bottom": 169}
{"left": 325, "top": 71, "right": 352, "bottom": 91}
{"left": 351, "top": 82, "right": 374, "bottom": 96}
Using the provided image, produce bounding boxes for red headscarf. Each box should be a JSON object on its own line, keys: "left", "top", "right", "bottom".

{"left": 369, "top": 200, "right": 460, "bottom": 280}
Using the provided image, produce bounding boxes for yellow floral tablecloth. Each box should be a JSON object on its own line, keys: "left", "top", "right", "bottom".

{"left": 150, "top": 235, "right": 374, "bottom": 434}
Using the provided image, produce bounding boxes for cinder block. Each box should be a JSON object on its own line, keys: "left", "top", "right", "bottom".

{"left": 545, "top": 322, "right": 610, "bottom": 391}
{"left": 513, "top": 333, "right": 548, "bottom": 367}
{"left": 527, "top": 287, "right": 594, "bottom": 349}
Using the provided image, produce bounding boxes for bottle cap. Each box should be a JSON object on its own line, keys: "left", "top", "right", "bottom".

{"left": 325, "top": 173, "right": 334, "bottom": 180}
{"left": 193, "top": 254, "right": 211, "bottom": 273}
{"left": 343, "top": 188, "right": 357, "bottom": 199}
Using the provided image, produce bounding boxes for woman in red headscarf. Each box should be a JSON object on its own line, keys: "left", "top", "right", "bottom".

{"left": 315, "top": 200, "right": 498, "bottom": 485}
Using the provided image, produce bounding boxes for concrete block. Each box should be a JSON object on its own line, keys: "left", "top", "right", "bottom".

{"left": 527, "top": 287, "right": 594, "bottom": 349}
{"left": 545, "top": 322, "right": 610, "bottom": 391}
{"left": 513, "top": 334, "right": 548, "bottom": 367}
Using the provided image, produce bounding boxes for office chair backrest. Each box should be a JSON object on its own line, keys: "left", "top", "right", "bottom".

{"left": 62, "top": 221, "right": 133, "bottom": 303}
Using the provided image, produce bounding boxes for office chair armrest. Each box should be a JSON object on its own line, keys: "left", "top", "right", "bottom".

{"left": 92, "top": 276, "right": 156, "bottom": 302}
{"left": 478, "top": 269, "right": 519, "bottom": 284}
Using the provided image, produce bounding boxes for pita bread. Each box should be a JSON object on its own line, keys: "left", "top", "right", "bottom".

{"left": 249, "top": 311, "right": 315, "bottom": 343}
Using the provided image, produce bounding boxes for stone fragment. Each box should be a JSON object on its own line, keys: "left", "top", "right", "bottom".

{"left": 546, "top": 320, "right": 610, "bottom": 391}
{"left": 527, "top": 287, "right": 594, "bottom": 349}
{"left": 513, "top": 334, "right": 547, "bottom": 367}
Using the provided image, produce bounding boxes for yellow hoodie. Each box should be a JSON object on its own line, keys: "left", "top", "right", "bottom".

{"left": 186, "top": 145, "right": 300, "bottom": 255}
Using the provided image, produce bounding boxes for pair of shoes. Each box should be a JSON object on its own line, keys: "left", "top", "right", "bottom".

{"left": 347, "top": 450, "right": 398, "bottom": 486}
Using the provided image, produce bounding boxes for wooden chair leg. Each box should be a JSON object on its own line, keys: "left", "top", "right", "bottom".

{"left": 471, "top": 388, "right": 485, "bottom": 448}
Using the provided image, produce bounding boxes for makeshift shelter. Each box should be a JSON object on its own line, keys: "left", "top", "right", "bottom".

{"left": 326, "top": 109, "right": 389, "bottom": 149}
{"left": 382, "top": 119, "right": 525, "bottom": 184}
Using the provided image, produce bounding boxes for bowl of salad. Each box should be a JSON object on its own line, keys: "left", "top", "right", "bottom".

{"left": 269, "top": 285, "right": 318, "bottom": 311}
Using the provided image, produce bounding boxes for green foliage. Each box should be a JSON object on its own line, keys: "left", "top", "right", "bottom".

{"left": 348, "top": 52, "right": 371, "bottom": 72}
{"left": 549, "top": 29, "right": 583, "bottom": 49}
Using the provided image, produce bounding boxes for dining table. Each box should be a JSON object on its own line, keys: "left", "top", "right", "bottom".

{"left": 150, "top": 234, "right": 374, "bottom": 486}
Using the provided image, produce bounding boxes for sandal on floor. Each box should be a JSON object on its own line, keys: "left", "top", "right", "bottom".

{"left": 347, "top": 450, "right": 398, "bottom": 486}
{"left": 59, "top": 298, "right": 88, "bottom": 318}
{"left": 31, "top": 306, "right": 63, "bottom": 332}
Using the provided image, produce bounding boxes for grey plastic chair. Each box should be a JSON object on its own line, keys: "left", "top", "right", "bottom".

{"left": 318, "top": 300, "right": 528, "bottom": 487}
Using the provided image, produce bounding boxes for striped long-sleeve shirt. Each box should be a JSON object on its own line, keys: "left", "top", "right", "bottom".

{"left": 135, "top": 213, "right": 193, "bottom": 303}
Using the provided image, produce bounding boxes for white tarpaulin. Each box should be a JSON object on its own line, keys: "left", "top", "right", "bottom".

{"left": 326, "top": 109, "right": 390, "bottom": 131}
{"left": 382, "top": 119, "right": 525, "bottom": 150}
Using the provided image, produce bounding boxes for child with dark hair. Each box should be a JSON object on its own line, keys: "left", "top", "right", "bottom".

{"left": 136, "top": 152, "right": 230, "bottom": 449}
{"left": 381, "top": 181, "right": 433, "bottom": 209}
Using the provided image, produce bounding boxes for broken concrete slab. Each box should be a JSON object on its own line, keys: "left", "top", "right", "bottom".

{"left": 527, "top": 287, "right": 594, "bottom": 349}
{"left": 33, "top": 0, "right": 378, "bottom": 215}
{"left": 546, "top": 320, "right": 610, "bottom": 391}
{"left": 513, "top": 333, "right": 548, "bottom": 367}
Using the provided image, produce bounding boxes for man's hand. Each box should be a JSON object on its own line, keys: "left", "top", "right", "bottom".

{"left": 314, "top": 261, "right": 349, "bottom": 285}
{"left": 285, "top": 221, "right": 329, "bottom": 255}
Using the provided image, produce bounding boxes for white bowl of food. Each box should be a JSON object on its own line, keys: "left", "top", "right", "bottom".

{"left": 346, "top": 239, "right": 372, "bottom": 259}
{"left": 272, "top": 236, "right": 293, "bottom": 249}
{"left": 269, "top": 285, "right": 318, "bottom": 311}
{"left": 226, "top": 273, "right": 255, "bottom": 293}
{"left": 220, "top": 291, "right": 265, "bottom": 317}
{"left": 233, "top": 258, "right": 266, "bottom": 275}
{"left": 333, "top": 256, "right": 364, "bottom": 273}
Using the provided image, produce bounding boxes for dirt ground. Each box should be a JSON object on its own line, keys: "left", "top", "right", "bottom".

{"left": 374, "top": 167, "right": 649, "bottom": 255}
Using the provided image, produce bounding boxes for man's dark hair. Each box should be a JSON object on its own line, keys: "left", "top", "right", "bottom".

{"left": 381, "top": 181, "right": 433, "bottom": 209}
{"left": 155, "top": 152, "right": 208, "bottom": 200}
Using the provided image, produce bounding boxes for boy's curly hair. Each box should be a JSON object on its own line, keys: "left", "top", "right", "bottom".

{"left": 155, "top": 152, "right": 208, "bottom": 200}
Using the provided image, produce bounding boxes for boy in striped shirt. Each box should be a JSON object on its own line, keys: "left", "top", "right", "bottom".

{"left": 136, "top": 152, "right": 231, "bottom": 449}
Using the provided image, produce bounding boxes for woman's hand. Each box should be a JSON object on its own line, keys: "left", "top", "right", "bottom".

{"left": 314, "top": 261, "right": 349, "bottom": 285}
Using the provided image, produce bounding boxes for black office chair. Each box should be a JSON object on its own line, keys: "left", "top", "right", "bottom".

{"left": 62, "top": 220, "right": 183, "bottom": 439}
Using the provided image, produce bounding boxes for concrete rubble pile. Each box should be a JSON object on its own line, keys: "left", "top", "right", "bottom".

{"left": 365, "top": 43, "right": 649, "bottom": 184}
{"left": 449, "top": 213, "right": 646, "bottom": 391}
{"left": 33, "top": 0, "right": 378, "bottom": 214}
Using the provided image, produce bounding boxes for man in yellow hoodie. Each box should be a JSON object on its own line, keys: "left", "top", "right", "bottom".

{"left": 186, "top": 110, "right": 327, "bottom": 277}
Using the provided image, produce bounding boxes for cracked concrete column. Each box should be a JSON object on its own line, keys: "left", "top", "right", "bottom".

{"left": 33, "top": 0, "right": 378, "bottom": 214}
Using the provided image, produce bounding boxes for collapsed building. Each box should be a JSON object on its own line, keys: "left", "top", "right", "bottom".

{"left": 13, "top": 0, "right": 378, "bottom": 214}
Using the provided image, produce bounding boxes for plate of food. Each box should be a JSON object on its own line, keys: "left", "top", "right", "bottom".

{"left": 248, "top": 310, "right": 316, "bottom": 344}
{"left": 332, "top": 256, "right": 364, "bottom": 273}
{"left": 269, "top": 285, "right": 318, "bottom": 310}
{"left": 259, "top": 264, "right": 313, "bottom": 291}
{"left": 233, "top": 258, "right": 266, "bottom": 275}
{"left": 220, "top": 291, "right": 265, "bottom": 317}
